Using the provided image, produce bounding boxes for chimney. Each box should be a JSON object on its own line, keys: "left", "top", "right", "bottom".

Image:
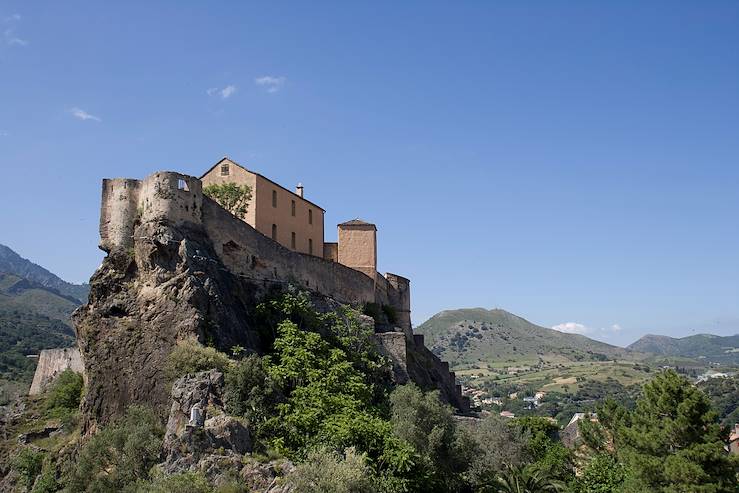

{"left": 296, "top": 183, "right": 304, "bottom": 198}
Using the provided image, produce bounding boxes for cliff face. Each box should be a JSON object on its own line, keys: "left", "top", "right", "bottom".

{"left": 73, "top": 219, "right": 269, "bottom": 431}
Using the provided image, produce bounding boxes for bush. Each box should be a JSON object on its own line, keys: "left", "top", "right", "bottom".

{"left": 132, "top": 471, "right": 214, "bottom": 493}
{"left": 66, "top": 405, "right": 164, "bottom": 492}
{"left": 12, "top": 447, "right": 44, "bottom": 489}
{"left": 44, "top": 369, "right": 84, "bottom": 416}
{"left": 286, "top": 447, "right": 375, "bottom": 493}
{"left": 165, "top": 340, "right": 232, "bottom": 380}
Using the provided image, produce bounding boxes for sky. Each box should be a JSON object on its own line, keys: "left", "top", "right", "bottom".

{"left": 0, "top": 1, "right": 737, "bottom": 347}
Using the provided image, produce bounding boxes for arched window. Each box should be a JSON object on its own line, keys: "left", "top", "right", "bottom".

{"left": 271, "top": 224, "right": 277, "bottom": 240}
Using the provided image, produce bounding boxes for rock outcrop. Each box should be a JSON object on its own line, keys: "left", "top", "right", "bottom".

{"left": 158, "top": 370, "right": 292, "bottom": 492}
{"left": 73, "top": 218, "right": 270, "bottom": 431}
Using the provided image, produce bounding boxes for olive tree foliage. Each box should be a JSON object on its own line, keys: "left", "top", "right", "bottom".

{"left": 461, "top": 415, "right": 529, "bottom": 488}
{"left": 286, "top": 447, "right": 376, "bottom": 493}
{"left": 203, "top": 182, "right": 253, "bottom": 219}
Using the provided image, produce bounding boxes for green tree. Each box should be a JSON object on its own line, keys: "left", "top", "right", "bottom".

{"left": 389, "top": 384, "right": 474, "bottom": 492}
{"left": 44, "top": 368, "right": 84, "bottom": 418}
{"left": 571, "top": 453, "right": 626, "bottom": 493}
{"left": 600, "top": 369, "right": 737, "bottom": 493}
{"left": 286, "top": 447, "right": 376, "bottom": 493}
{"left": 203, "top": 182, "right": 253, "bottom": 219}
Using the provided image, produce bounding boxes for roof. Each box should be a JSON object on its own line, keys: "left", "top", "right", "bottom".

{"left": 201, "top": 157, "right": 326, "bottom": 212}
{"left": 338, "top": 218, "right": 376, "bottom": 229}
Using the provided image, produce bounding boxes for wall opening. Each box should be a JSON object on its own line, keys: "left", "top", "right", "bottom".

{"left": 178, "top": 178, "right": 189, "bottom": 191}
{"left": 272, "top": 190, "right": 277, "bottom": 208}
{"left": 291, "top": 200, "right": 296, "bottom": 216}
{"left": 220, "top": 162, "right": 230, "bottom": 176}
{"left": 309, "top": 238, "right": 313, "bottom": 255}
{"left": 291, "top": 232, "right": 296, "bottom": 249}
{"left": 271, "top": 224, "right": 277, "bottom": 240}
{"left": 308, "top": 209, "right": 313, "bottom": 224}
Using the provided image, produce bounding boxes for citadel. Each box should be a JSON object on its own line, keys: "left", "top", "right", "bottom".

{"left": 33, "top": 157, "right": 469, "bottom": 428}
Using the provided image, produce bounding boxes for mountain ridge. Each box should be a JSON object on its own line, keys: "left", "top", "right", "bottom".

{"left": 628, "top": 333, "right": 739, "bottom": 363}
{"left": 0, "top": 243, "right": 89, "bottom": 303}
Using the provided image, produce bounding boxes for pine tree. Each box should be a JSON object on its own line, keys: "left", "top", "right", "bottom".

{"left": 601, "top": 370, "right": 738, "bottom": 492}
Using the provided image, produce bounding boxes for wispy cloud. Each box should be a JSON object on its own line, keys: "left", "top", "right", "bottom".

{"left": 70, "top": 107, "right": 102, "bottom": 122}
{"left": 552, "top": 322, "right": 624, "bottom": 336}
{"left": 3, "top": 13, "right": 26, "bottom": 47}
{"left": 206, "top": 84, "right": 237, "bottom": 99}
{"left": 254, "top": 75, "right": 286, "bottom": 93}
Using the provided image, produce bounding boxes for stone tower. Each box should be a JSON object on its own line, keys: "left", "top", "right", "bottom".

{"left": 337, "top": 219, "right": 377, "bottom": 281}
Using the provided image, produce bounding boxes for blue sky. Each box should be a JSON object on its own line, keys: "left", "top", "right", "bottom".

{"left": 1, "top": 1, "right": 737, "bottom": 346}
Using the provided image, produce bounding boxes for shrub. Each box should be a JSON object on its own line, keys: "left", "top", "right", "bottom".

{"left": 132, "top": 471, "right": 214, "bottom": 493}
{"left": 44, "top": 369, "right": 84, "bottom": 416}
{"left": 12, "top": 447, "right": 44, "bottom": 489}
{"left": 66, "top": 405, "right": 164, "bottom": 492}
{"left": 286, "top": 447, "right": 375, "bottom": 493}
{"left": 165, "top": 340, "right": 232, "bottom": 380}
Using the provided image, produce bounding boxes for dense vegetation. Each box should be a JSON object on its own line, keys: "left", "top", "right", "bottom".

{"left": 7, "top": 292, "right": 739, "bottom": 492}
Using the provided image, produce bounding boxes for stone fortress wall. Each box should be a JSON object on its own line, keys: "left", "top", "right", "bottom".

{"left": 99, "top": 171, "right": 412, "bottom": 330}
{"left": 29, "top": 347, "right": 85, "bottom": 395}
{"left": 95, "top": 170, "right": 468, "bottom": 411}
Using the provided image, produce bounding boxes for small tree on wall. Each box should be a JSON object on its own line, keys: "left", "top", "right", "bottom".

{"left": 203, "top": 183, "right": 253, "bottom": 219}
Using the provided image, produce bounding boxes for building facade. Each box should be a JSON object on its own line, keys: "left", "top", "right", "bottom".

{"left": 201, "top": 158, "right": 325, "bottom": 257}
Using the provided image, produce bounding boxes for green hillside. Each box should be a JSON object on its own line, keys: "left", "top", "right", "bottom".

{"left": 0, "top": 273, "right": 79, "bottom": 325}
{"left": 628, "top": 333, "right": 739, "bottom": 364}
{"left": 416, "top": 307, "right": 633, "bottom": 367}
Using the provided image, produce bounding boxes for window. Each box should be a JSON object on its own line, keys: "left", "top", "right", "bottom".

{"left": 271, "top": 224, "right": 277, "bottom": 240}
{"left": 308, "top": 238, "right": 313, "bottom": 255}
{"left": 220, "top": 163, "right": 229, "bottom": 176}
{"left": 177, "top": 178, "right": 189, "bottom": 191}
{"left": 291, "top": 232, "right": 296, "bottom": 249}
{"left": 308, "top": 209, "right": 313, "bottom": 225}
{"left": 272, "top": 190, "right": 277, "bottom": 208}
{"left": 291, "top": 200, "right": 296, "bottom": 216}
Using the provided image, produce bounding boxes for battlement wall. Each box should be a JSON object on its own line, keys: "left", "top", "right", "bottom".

{"left": 29, "top": 347, "right": 86, "bottom": 395}
{"left": 99, "top": 171, "right": 411, "bottom": 329}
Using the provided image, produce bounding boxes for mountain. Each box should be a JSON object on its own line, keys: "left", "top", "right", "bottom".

{"left": 0, "top": 273, "right": 80, "bottom": 324}
{"left": 0, "top": 243, "right": 89, "bottom": 303}
{"left": 415, "top": 308, "right": 634, "bottom": 366}
{"left": 628, "top": 333, "right": 739, "bottom": 364}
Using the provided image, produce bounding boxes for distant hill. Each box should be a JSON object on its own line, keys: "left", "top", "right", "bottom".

{"left": 415, "top": 308, "right": 634, "bottom": 366}
{"left": 628, "top": 333, "right": 739, "bottom": 364}
{"left": 0, "top": 273, "right": 80, "bottom": 325}
{"left": 0, "top": 243, "right": 89, "bottom": 303}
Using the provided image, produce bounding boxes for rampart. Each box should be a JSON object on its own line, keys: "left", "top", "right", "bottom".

{"left": 29, "top": 347, "right": 86, "bottom": 395}
{"left": 99, "top": 171, "right": 411, "bottom": 330}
